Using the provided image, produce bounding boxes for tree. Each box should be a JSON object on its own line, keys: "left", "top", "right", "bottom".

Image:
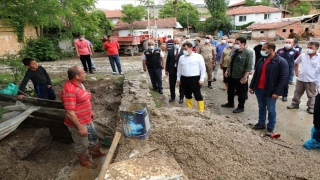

{"left": 203, "top": 0, "right": 232, "bottom": 34}
{"left": 288, "top": 1, "right": 311, "bottom": 16}
{"left": 245, "top": 0, "right": 270, "bottom": 6}
{"left": 158, "top": 0, "right": 200, "bottom": 27}
{"left": 120, "top": 4, "right": 147, "bottom": 32}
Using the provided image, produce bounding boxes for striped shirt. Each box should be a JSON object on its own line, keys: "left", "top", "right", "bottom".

{"left": 166, "top": 39, "right": 174, "bottom": 50}
{"left": 61, "top": 80, "right": 92, "bottom": 127}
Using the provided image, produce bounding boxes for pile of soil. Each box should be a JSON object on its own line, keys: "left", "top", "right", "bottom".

{"left": 115, "top": 107, "right": 320, "bottom": 179}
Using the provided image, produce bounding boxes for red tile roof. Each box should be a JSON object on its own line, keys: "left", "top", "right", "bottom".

{"left": 114, "top": 17, "right": 177, "bottom": 30}
{"left": 228, "top": 1, "right": 245, "bottom": 8}
{"left": 227, "top": 6, "right": 284, "bottom": 15}
{"left": 246, "top": 19, "right": 300, "bottom": 30}
{"left": 103, "top": 10, "right": 122, "bottom": 18}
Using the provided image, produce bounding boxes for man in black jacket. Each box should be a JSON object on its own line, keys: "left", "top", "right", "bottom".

{"left": 249, "top": 42, "right": 289, "bottom": 136}
{"left": 165, "top": 38, "right": 184, "bottom": 103}
{"left": 253, "top": 37, "right": 266, "bottom": 66}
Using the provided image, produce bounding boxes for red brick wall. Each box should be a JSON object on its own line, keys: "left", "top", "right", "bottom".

{"left": 275, "top": 22, "right": 302, "bottom": 38}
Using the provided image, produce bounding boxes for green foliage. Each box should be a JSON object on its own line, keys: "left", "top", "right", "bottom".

{"left": 245, "top": 0, "right": 270, "bottom": 6}
{"left": 149, "top": 86, "right": 161, "bottom": 108}
{"left": 235, "top": 21, "right": 255, "bottom": 30}
{"left": 10, "top": 16, "right": 26, "bottom": 42}
{"left": 0, "top": 107, "right": 6, "bottom": 120}
{"left": 158, "top": 0, "right": 200, "bottom": 27}
{"left": 51, "top": 77, "right": 65, "bottom": 86}
{"left": 288, "top": 2, "right": 311, "bottom": 16}
{"left": 202, "top": 0, "right": 232, "bottom": 33}
{"left": 0, "top": 54, "right": 26, "bottom": 84}
{"left": 20, "top": 38, "right": 61, "bottom": 61}
{"left": 121, "top": 4, "right": 147, "bottom": 32}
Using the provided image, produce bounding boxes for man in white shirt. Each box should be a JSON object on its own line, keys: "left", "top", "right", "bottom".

{"left": 177, "top": 42, "right": 206, "bottom": 112}
{"left": 287, "top": 42, "right": 320, "bottom": 114}
{"left": 142, "top": 40, "right": 165, "bottom": 94}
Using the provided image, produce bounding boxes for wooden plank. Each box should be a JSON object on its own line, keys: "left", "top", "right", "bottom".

{"left": 0, "top": 94, "right": 64, "bottom": 109}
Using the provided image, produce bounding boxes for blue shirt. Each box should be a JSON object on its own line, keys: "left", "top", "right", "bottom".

{"left": 210, "top": 39, "right": 218, "bottom": 46}
{"left": 216, "top": 43, "right": 228, "bottom": 62}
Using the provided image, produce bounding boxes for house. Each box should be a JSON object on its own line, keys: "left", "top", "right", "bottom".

{"left": 228, "top": 1, "right": 246, "bottom": 10}
{"left": 103, "top": 10, "right": 122, "bottom": 24}
{"left": 246, "top": 14, "right": 320, "bottom": 40}
{"left": 226, "top": 6, "right": 290, "bottom": 27}
{"left": 0, "top": 23, "right": 37, "bottom": 56}
{"left": 112, "top": 17, "right": 179, "bottom": 38}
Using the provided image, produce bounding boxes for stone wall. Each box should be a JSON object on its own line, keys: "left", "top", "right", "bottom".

{"left": 0, "top": 23, "right": 37, "bottom": 56}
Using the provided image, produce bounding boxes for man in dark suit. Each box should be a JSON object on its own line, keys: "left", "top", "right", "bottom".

{"left": 165, "top": 38, "right": 184, "bottom": 104}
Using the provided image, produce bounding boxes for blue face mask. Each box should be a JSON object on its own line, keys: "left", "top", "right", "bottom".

{"left": 149, "top": 46, "right": 154, "bottom": 50}
{"left": 183, "top": 50, "right": 189, "bottom": 56}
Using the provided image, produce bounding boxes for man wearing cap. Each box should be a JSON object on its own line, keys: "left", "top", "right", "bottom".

{"left": 197, "top": 38, "right": 217, "bottom": 89}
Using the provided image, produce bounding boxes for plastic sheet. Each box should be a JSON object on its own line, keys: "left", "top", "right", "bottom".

{"left": 303, "top": 126, "right": 320, "bottom": 150}
{"left": 0, "top": 83, "right": 18, "bottom": 95}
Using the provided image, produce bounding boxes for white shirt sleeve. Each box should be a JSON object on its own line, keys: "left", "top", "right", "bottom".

{"left": 294, "top": 54, "right": 302, "bottom": 64}
{"left": 160, "top": 51, "right": 164, "bottom": 57}
{"left": 177, "top": 56, "right": 182, "bottom": 81}
{"left": 141, "top": 53, "right": 146, "bottom": 61}
{"left": 199, "top": 55, "right": 206, "bottom": 82}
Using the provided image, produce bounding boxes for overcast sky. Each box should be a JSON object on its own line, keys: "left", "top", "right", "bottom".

{"left": 95, "top": 0, "right": 243, "bottom": 10}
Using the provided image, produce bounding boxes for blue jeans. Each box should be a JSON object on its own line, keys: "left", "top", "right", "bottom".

{"left": 91, "top": 58, "right": 96, "bottom": 69}
{"left": 108, "top": 54, "right": 122, "bottom": 73}
{"left": 288, "top": 68, "right": 294, "bottom": 83}
{"left": 255, "top": 88, "right": 277, "bottom": 130}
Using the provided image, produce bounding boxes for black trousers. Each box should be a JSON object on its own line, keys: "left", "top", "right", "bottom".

{"left": 148, "top": 67, "right": 162, "bottom": 90}
{"left": 181, "top": 76, "right": 203, "bottom": 101}
{"left": 80, "top": 55, "right": 92, "bottom": 72}
{"left": 169, "top": 67, "right": 184, "bottom": 99}
{"left": 227, "top": 77, "right": 248, "bottom": 108}
{"left": 222, "top": 67, "right": 228, "bottom": 83}
{"left": 314, "top": 94, "right": 320, "bottom": 129}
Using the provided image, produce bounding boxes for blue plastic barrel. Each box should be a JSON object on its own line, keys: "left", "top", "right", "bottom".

{"left": 119, "top": 103, "right": 151, "bottom": 139}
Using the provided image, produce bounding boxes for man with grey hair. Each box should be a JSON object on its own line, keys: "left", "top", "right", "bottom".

{"left": 61, "top": 66, "right": 105, "bottom": 169}
{"left": 142, "top": 40, "right": 165, "bottom": 94}
{"left": 276, "top": 38, "right": 300, "bottom": 101}
{"left": 287, "top": 42, "right": 320, "bottom": 114}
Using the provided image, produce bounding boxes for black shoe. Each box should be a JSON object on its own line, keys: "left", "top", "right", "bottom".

{"left": 212, "top": 78, "right": 217, "bottom": 82}
{"left": 266, "top": 128, "right": 274, "bottom": 136}
{"left": 208, "top": 85, "right": 213, "bottom": 89}
{"left": 252, "top": 123, "right": 266, "bottom": 130}
{"left": 89, "top": 70, "right": 95, "bottom": 74}
{"left": 221, "top": 103, "right": 235, "bottom": 108}
{"left": 233, "top": 107, "right": 244, "bottom": 113}
{"left": 157, "top": 89, "right": 163, "bottom": 94}
{"left": 282, "top": 97, "right": 287, "bottom": 102}
{"left": 179, "top": 98, "right": 183, "bottom": 104}
{"left": 169, "top": 98, "right": 175, "bottom": 102}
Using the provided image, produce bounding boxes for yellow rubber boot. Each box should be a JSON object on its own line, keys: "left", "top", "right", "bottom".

{"left": 197, "top": 100, "right": 205, "bottom": 112}
{"left": 186, "top": 98, "right": 193, "bottom": 108}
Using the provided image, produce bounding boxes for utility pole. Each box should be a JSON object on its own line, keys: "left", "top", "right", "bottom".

{"left": 186, "top": 8, "right": 189, "bottom": 35}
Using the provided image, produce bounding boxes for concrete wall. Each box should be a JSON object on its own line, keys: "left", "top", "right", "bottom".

{"left": 0, "top": 24, "right": 37, "bottom": 56}
{"left": 233, "top": 12, "right": 282, "bottom": 26}
{"left": 234, "top": 14, "right": 256, "bottom": 26}
{"left": 255, "top": 12, "right": 282, "bottom": 21}
{"left": 252, "top": 29, "right": 276, "bottom": 40}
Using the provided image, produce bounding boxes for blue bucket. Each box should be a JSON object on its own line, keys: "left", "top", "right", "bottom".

{"left": 119, "top": 103, "right": 150, "bottom": 139}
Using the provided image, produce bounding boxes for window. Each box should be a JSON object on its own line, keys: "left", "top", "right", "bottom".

{"left": 239, "top": 16, "right": 247, "bottom": 22}
{"left": 260, "top": 31, "right": 264, "bottom": 34}
{"left": 282, "top": 29, "right": 287, "bottom": 32}
{"left": 305, "top": 28, "right": 309, "bottom": 32}
{"left": 290, "top": 29, "right": 294, "bottom": 33}
{"left": 264, "top": 14, "right": 270, "bottom": 19}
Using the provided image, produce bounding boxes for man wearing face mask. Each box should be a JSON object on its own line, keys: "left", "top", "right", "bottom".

{"left": 276, "top": 39, "right": 300, "bottom": 101}
{"left": 177, "top": 42, "right": 206, "bottom": 112}
{"left": 249, "top": 43, "right": 289, "bottom": 136}
{"left": 287, "top": 42, "right": 320, "bottom": 114}
{"left": 166, "top": 35, "right": 174, "bottom": 51}
{"left": 197, "top": 38, "right": 217, "bottom": 89}
{"left": 220, "top": 39, "right": 235, "bottom": 90}
{"left": 221, "top": 37, "right": 253, "bottom": 113}
{"left": 74, "top": 34, "right": 94, "bottom": 74}
{"left": 293, "top": 39, "right": 302, "bottom": 53}
{"left": 142, "top": 40, "right": 165, "bottom": 94}
{"left": 165, "top": 38, "right": 184, "bottom": 103}
{"left": 213, "top": 36, "right": 229, "bottom": 81}
{"left": 253, "top": 38, "right": 266, "bottom": 66}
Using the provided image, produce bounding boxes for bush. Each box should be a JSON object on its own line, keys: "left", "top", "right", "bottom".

{"left": 0, "top": 54, "right": 26, "bottom": 84}
{"left": 20, "top": 38, "right": 61, "bottom": 61}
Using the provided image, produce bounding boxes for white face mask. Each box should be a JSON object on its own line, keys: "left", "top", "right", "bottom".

{"left": 234, "top": 44, "right": 240, "bottom": 49}
{"left": 284, "top": 44, "right": 292, "bottom": 49}
{"left": 260, "top": 42, "right": 265, "bottom": 45}
{"left": 221, "top": 40, "right": 227, "bottom": 44}
{"left": 183, "top": 50, "right": 189, "bottom": 56}
{"left": 260, "top": 50, "right": 269, "bottom": 57}
{"left": 79, "top": 38, "right": 84, "bottom": 41}
{"left": 174, "top": 44, "right": 180, "bottom": 49}
{"left": 205, "top": 39, "right": 210, "bottom": 43}
{"left": 149, "top": 46, "right": 154, "bottom": 50}
{"left": 228, "top": 43, "right": 233, "bottom": 47}
{"left": 306, "top": 48, "right": 314, "bottom": 54}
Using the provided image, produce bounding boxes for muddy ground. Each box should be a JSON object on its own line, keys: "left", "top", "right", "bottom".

{"left": 0, "top": 40, "right": 320, "bottom": 180}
